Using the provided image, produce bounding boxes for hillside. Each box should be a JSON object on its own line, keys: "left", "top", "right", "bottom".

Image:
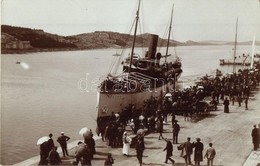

{"left": 1, "top": 25, "right": 259, "bottom": 54}
{"left": 1, "top": 25, "right": 184, "bottom": 53}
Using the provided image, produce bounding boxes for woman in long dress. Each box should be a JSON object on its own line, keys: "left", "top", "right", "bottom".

{"left": 122, "top": 131, "right": 131, "bottom": 156}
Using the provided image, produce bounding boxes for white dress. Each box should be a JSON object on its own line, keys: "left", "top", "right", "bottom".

{"left": 122, "top": 136, "right": 131, "bottom": 155}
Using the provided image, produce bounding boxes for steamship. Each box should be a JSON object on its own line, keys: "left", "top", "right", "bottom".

{"left": 96, "top": 1, "right": 182, "bottom": 117}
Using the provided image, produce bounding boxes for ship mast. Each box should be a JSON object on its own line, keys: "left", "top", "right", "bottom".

{"left": 233, "top": 18, "right": 238, "bottom": 73}
{"left": 129, "top": 0, "right": 141, "bottom": 73}
{"left": 250, "top": 35, "right": 255, "bottom": 69}
{"left": 165, "top": 4, "right": 174, "bottom": 62}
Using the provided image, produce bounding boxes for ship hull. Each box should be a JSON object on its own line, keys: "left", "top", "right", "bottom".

{"left": 97, "top": 74, "right": 181, "bottom": 117}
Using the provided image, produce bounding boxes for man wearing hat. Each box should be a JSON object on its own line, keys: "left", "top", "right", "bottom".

{"left": 57, "top": 132, "right": 70, "bottom": 157}
{"left": 172, "top": 120, "right": 180, "bottom": 144}
{"left": 163, "top": 138, "right": 175, "bottom": 165}
{"left": 192, "top": 138, "right": 204, "bottom": 166}
{"left": 251, "top": 125, "right": 259, "bottom": 151}
{"left": 180, "top": 137, "right": 193, "bottom": 165}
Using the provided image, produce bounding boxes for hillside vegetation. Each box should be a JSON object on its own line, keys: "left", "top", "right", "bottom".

{"left": 1, "top": 25, "right": 259, "bottom": 54}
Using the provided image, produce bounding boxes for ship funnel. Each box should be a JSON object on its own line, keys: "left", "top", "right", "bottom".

{"left": 147, "top": 34, "right": 158, "bottom": 59}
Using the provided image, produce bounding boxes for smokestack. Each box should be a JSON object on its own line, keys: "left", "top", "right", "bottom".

{"left": 147, "top": 34, "right": 158, "bottom": 59}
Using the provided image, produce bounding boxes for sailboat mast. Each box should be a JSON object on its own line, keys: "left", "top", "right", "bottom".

{"left": 250, "top": 35, "right": 255, "bottom": 69}
{"left": 129, "top": 0, "right": 141, "bottom": 73}
{"left": 233, "top": 18, "right": 238, "bottom": 73}
{"left": 165, "top": 4, "right": 174, "bottom": 62}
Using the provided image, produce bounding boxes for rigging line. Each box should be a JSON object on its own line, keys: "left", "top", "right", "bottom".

{"left": 109, "top": 0, "right": 140, "bottom": 76}
{"left": 109, "top": 15, "right": 137, "bottom": 76}
{"left": 165, "top": 4, "right": 174, "bottom": 61}
{"left": 138, "top": 18, "right": 145, "bottom": 56}
{"left": 171, "top": 14, "right": 178, "bottom": 58}
{"left": 158, "top": 14, "right": 171, "bottom": 53}
{"left": 129, "top": 0, "right": 141, "bottom": 73}
{"left": 233, "top": 17, "right": 238, "bottom": 73}
{"left": 139, "top": 0, "right": 146, "bottom": 56}
{"left": 107, "top": 56, "right": 117, "bottom": 76}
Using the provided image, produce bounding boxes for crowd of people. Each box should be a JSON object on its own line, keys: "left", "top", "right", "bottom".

{"left": 39, "top": 132, "right": 70, "bottom": 165}
{"left": 176, "top": 137, "right": 216, "bottom": 166}
{"left": 96, "top": 68, "right": 259, "bottom": 146}
{"left": 38, "top": 68, "right": 259, "bottom": 166}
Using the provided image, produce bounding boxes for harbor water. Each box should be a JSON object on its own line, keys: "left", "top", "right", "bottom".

{"left": 1, "top": 45, "right": 259, "bottom": 165}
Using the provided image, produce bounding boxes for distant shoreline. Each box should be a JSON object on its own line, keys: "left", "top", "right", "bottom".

{"left": 1, "top": 48, "right": 81, "bottom": 54}
{"left": 2, "top": 25, "right": 259, "bottom": 55}
{"left": 1, "top": 44, "right": 258, "bottom": 55}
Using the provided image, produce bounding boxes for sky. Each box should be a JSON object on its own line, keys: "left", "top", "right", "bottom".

{"left": 1, "top": 0, "right": 260, "bottom": 42}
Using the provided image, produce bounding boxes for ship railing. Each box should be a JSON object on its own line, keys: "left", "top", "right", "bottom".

{"left": 134, "top": 72, "right": 158, "bottom": 81}
{"left": 129, "top": 73, "right": 151, "bottom": 82}
{"left": 129, "top": 75, "right": 149, "bottom": 82}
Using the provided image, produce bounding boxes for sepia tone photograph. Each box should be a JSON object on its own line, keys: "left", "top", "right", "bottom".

{"left": 1, "top": 0, "right": 260, "bottom": 165}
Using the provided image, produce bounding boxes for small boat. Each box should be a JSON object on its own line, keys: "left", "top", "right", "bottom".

{"left": 16, "top": 61, "right": 21, "bottom": 64}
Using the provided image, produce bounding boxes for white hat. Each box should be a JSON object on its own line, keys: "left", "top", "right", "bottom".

{"left": 61, "top": 132, "right": 64, "bottom": 134}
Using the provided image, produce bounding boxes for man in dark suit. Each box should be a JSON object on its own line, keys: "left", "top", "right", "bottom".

{"left": 180, "top": 137, "right": 193, "bottom": 165}
{"left": 192, "top": 138, "right": 204, "bottom": 166}
{"left": 252, "top": 125, "right": 259, "bottom": 151}
{"left": 223, "top": 97, "right": 229, "bottom": 113}
{"left": 136, "top": 137, "right": 145, "bottom": 166}
{"left": 163, "top": 138, "right": 175, "bottom": 165}
{"left": 172, "top": 120, "right": 180, "bottom": 144}
{"left": 57, "top": 132, "right": 70, "bottom": 157}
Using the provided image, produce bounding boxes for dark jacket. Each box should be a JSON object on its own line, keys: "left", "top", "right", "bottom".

{"left": 47, "top": 138, "right": 55, "bottom": 153}
{"left": 180, "top": 141, "right": 193, "bottom": 157}
{"left": 135, "top": 139, "right": 145, "bottom": 152}
{"left": 57, "top": 135, "right": 70, "bottom": 147}
{"left": 172, "top": 123, "right": 180, "bottom": 134}
{"left": 252, "top": 127, "right": 259, "bottom": 144}
{"left": 48, "top": 150, "right": 61, "bottom": 165}
{"left": 104, "top": 158, "right": 114, "bottom": 166}
{"left": 164, "top": 140, "right": 173, "bottom": 157}
{"left": 192, "top": 142, "right": 204, "bottom": 161}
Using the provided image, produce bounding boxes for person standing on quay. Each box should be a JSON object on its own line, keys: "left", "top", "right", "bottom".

{"left": 192, "top": 138, "right": 204, "bottom": 166}
{"left": 223, "top": 97, "right": 229, "bottom": 113}
{"left": 122, "top": 131, "right": 131, "bottom": 156}
{"left": 157, "top": 115, "right": 164, "bottom": 140}
{"left": 180, "top": 137, "right": 193, "bottom": 166}
{"left": 172, "top": 120, "right": 180, "bottom": 144}
{"left": 258, "top": 124, "right": 260, "bottom": 149}
{"left": 163, "top": 138, "right": 175, "bottom": 165}
{"left": 39, "top": 141, "right": 49, "bottom": 165}
{"left": 237, "top": 95, "right": 242, "bottom": 107}
{"left": 204, "top": 143, "right": 216, "bottom": 166}
{"left": 251, "top": 125, "right": 259, "bottom": 151}
{"left": 136, "top": 137, "right": 145, "bottom": 166}
{"left": 57, "top": 132, "right": 70, "bottom": 157}
{"left": 48, "top": 146, "right": 62, "bottom": 165}
{"left": 245, "top": 97, "right": 249, "bottom": 110}
{"left": 104, "top": 153, "right": 114, "bottom": 166}
{"left": 47, "top": 133, "right": 55, "bottom": 155}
